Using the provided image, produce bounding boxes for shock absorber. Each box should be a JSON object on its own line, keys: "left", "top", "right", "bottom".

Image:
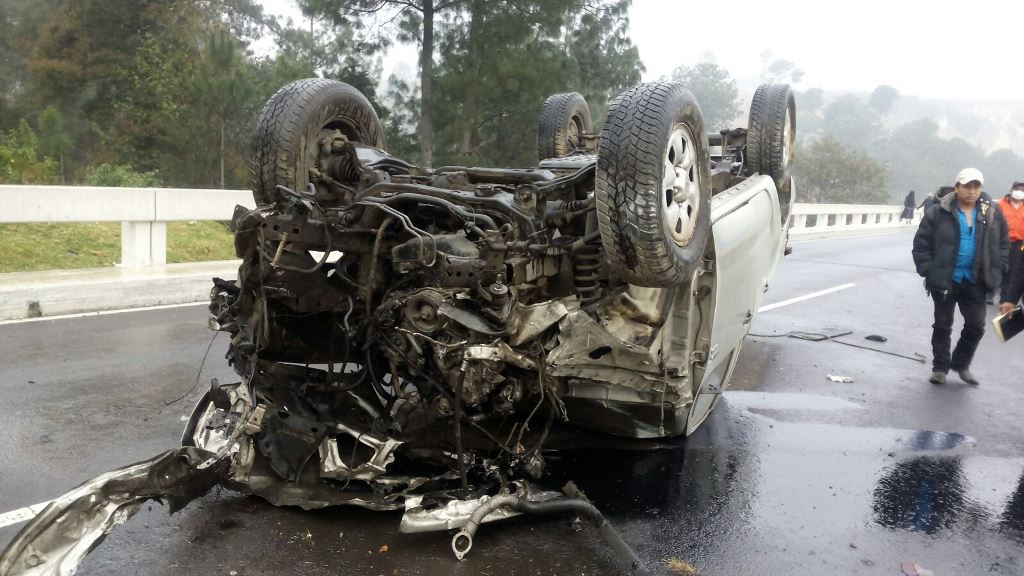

{"left": 572, "top": 238, "right": 603, "bottom": 306}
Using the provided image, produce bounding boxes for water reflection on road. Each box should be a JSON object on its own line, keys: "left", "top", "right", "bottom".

{"left": 871, "top": 431, "right": 1024, "bottom": 544}
{"left": 56, "top": 389, "right": 1024, "bottom": 576}
{"left": 542, "top": 396, "right": 1024, "bottom": 573}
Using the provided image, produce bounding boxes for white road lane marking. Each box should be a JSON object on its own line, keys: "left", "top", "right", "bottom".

{"left": 758, "top": 283, "right": 856, "bottom": 312}
{"left": 787, "top": 229, "right": 911, "bottom": 245}
{"left": 2, "top": 284, "right": 855, "bottom": 325}
{"left": 0, "top": 301, "right": 208, "bottom": 326}
{"left": 0, "top": 500, "right": 53, "bottom": 529}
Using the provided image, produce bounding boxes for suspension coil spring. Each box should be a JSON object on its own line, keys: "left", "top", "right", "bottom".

{"left": 572, "top": 241, "right": 603, "bottom": 306}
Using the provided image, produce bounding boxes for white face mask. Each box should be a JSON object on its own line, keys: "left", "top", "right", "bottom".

{"left": 1012, "top": 190, "right": 1024, "bottom": 201}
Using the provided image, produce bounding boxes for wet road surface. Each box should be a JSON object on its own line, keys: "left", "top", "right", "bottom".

{"left": 2, "top": 230, "right": 1023, "bottom": 575}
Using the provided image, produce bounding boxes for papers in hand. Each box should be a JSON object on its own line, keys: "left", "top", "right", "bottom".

{"left": 993, "top": 306, "right": 1024, "bottom": 343}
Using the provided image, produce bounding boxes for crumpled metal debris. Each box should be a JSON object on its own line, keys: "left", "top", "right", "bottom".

{"left": 826, "top": 374, "right": 855, "bottom": 383}
{"left": 399, "top": 485, "right": 563, "bottom": 533}
{"left": 449, "top": 481, "right": 653, "bottom": 575}
{"left": 0, "top": 447, "right": 227, "bottom": 576}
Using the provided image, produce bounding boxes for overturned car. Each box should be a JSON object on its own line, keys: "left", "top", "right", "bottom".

{"left": 0, "top": 80, "right": 794, "bottom": 575}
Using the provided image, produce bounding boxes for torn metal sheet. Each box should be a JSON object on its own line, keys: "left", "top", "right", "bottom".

{"left": 0, "top": 448, "right": 226, "bottom": 576}
{"left": 319, "top": 424, "right": 404, "bottom": 481}
{"left": 546, "top": 302, "right": 670, "bottom": 390}
{"left": 223, "top": 459, "right": 434, "bottom": 512}
{"left": 508, "top": 298, "right": 571, "bottom": 346}
{"left": 595, "top": 285, "right": 674, "bottom": 348}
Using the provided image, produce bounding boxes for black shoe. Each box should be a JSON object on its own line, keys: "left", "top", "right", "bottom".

{"left": 929, "top": 371, "right": 946, "bottom": 385}
{"left": 957, "top": 369, "right": 979, "bottom": 385}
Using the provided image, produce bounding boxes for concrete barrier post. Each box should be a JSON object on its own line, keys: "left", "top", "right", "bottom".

{"left": 151, "top": 221, "right": 167, "bottom": 266}
{"left": 120, "top": 221, "right": 167, "bottom": 266}
{"left": 121, "top": 221, "right": 150, "bottom": 266}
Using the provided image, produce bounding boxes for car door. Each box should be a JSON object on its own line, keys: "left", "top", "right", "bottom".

{"left": 687, "top": 175, "right": 782, "bottom": 433}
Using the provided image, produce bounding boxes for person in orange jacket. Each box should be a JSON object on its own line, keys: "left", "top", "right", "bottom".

{"left": 998, "top": 181, "right": 1024, "bottom": 312}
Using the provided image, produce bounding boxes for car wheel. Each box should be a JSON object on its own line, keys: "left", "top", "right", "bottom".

{"left": 252, "top": 78, "right": 385, "bottom": 205}
{"left": 747, "top": 83, "right": 795, "bottom": 222}
{"left": 596, "top": 82, "right": 712, "bottom": 287}
{"left": 537, "top": 92, "right": 593, "bottom": 160}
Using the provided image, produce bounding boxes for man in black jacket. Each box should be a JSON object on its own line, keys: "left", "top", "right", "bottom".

{"left": 1002, "top": 257, "right": 1024, "bottom": 316}
{"left": 1001, "top": 243, "right": 1024, "bottom": 316}
{"left": 912, "top": 168, "right": 1010, "bottom": 385}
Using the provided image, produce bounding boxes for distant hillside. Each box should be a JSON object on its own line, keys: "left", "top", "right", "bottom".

{"left": 888, "top": 96, "right": 1024, "bottom": 157}
{"left": 734, "top": 82, "right": 1024, "bottom": 158}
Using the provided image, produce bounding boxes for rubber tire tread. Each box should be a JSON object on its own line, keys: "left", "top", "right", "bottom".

{"left": 537, "top": 92, "right": 593, "bottom": 160}
{"left": 251, "top": 78, "right": 384, "bottom": 205}
{"left": 746, "top": 83, "right": 794, "bottom": 190}
{"left": 595, "top": 82, "right": 712, "bottom": 287}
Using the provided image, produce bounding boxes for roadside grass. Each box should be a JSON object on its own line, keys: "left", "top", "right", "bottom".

{"left": 166, "top": 221, "right": 237, "bottom": 263}
{"left": 0, "top": 221, "right": 236, "bottom": 273}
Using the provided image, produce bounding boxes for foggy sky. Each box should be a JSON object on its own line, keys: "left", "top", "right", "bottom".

{"left": 260, "top": 0, "right": 1024, "bottom": 101}
{"left": 632, "top": 0, "right": 1024, "bottom": 100}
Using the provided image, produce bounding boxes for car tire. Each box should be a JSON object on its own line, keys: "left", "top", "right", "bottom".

{"left": 537, "top": 92, "right": 593, "bottom": 160}
{"left": 596, "top": 82, "right": 712, "bottom": 287}
{"left": 252, "top": 78, "right": 385, "bottom": 205}
{"left": 746, "top": 83, "right": 795, "bottom": 221}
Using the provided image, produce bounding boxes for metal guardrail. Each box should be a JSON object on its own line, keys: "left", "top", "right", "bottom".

{"left": 0, "top": 185, "right": 254, "bottom": 266}
{"left": 0, "top": 185, "right": 916, "bottom": 267}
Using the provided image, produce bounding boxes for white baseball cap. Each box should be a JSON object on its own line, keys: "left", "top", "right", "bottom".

{"left": 955, "top": 167, "right": 984, "bottom": 186}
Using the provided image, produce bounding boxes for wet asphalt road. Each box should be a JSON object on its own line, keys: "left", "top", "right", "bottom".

{"left": 1, "top": 230, "right": 1023, "bottom": 575}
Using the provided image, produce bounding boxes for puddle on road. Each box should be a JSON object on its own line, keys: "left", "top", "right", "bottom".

{"left": 898, "top": 430, "right": 971, "bottom": 451}
{"left": 58, "top": 389, "right": 1024, "bottom": 576}
{"left": 540, "top": 392, "right": 1024, "bottom": 573}
{"left": 874, "top": 455, "right": 976, "bottom": 534}
{"left": 723, "top": 390, "right": 866, "bottom": 412}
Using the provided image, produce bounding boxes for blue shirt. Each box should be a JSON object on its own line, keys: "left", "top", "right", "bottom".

{"left": 953, "top": 206, "right": 977, "bottom": 284}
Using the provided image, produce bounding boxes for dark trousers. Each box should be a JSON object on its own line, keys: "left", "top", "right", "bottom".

{"left": 931, "top": 281, "right": 986, "bottom": 372}
{"left": 1001, "top": 240, "right": 1024, "bottom": 300}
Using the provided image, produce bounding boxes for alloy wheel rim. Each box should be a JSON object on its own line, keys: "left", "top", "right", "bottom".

{"left": 663, "top": 123, "right": 701, "bottom": 245}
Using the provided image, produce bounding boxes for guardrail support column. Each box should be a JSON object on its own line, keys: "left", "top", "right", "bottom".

{"left": 120, "top": 221, "right": 167, "bottom": 267}
{"left": 152, "top": 222, "right": 167, "bottom": 266}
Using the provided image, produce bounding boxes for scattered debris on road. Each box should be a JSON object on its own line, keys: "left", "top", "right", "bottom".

{"left": 901, "top": 561, "right": 936, "bottom": 576}
{"left": 664, "top": 557, "right": 700, "bottom": 574}
{"left": 751, "top": 330, "right": 926, "bottom": 364}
